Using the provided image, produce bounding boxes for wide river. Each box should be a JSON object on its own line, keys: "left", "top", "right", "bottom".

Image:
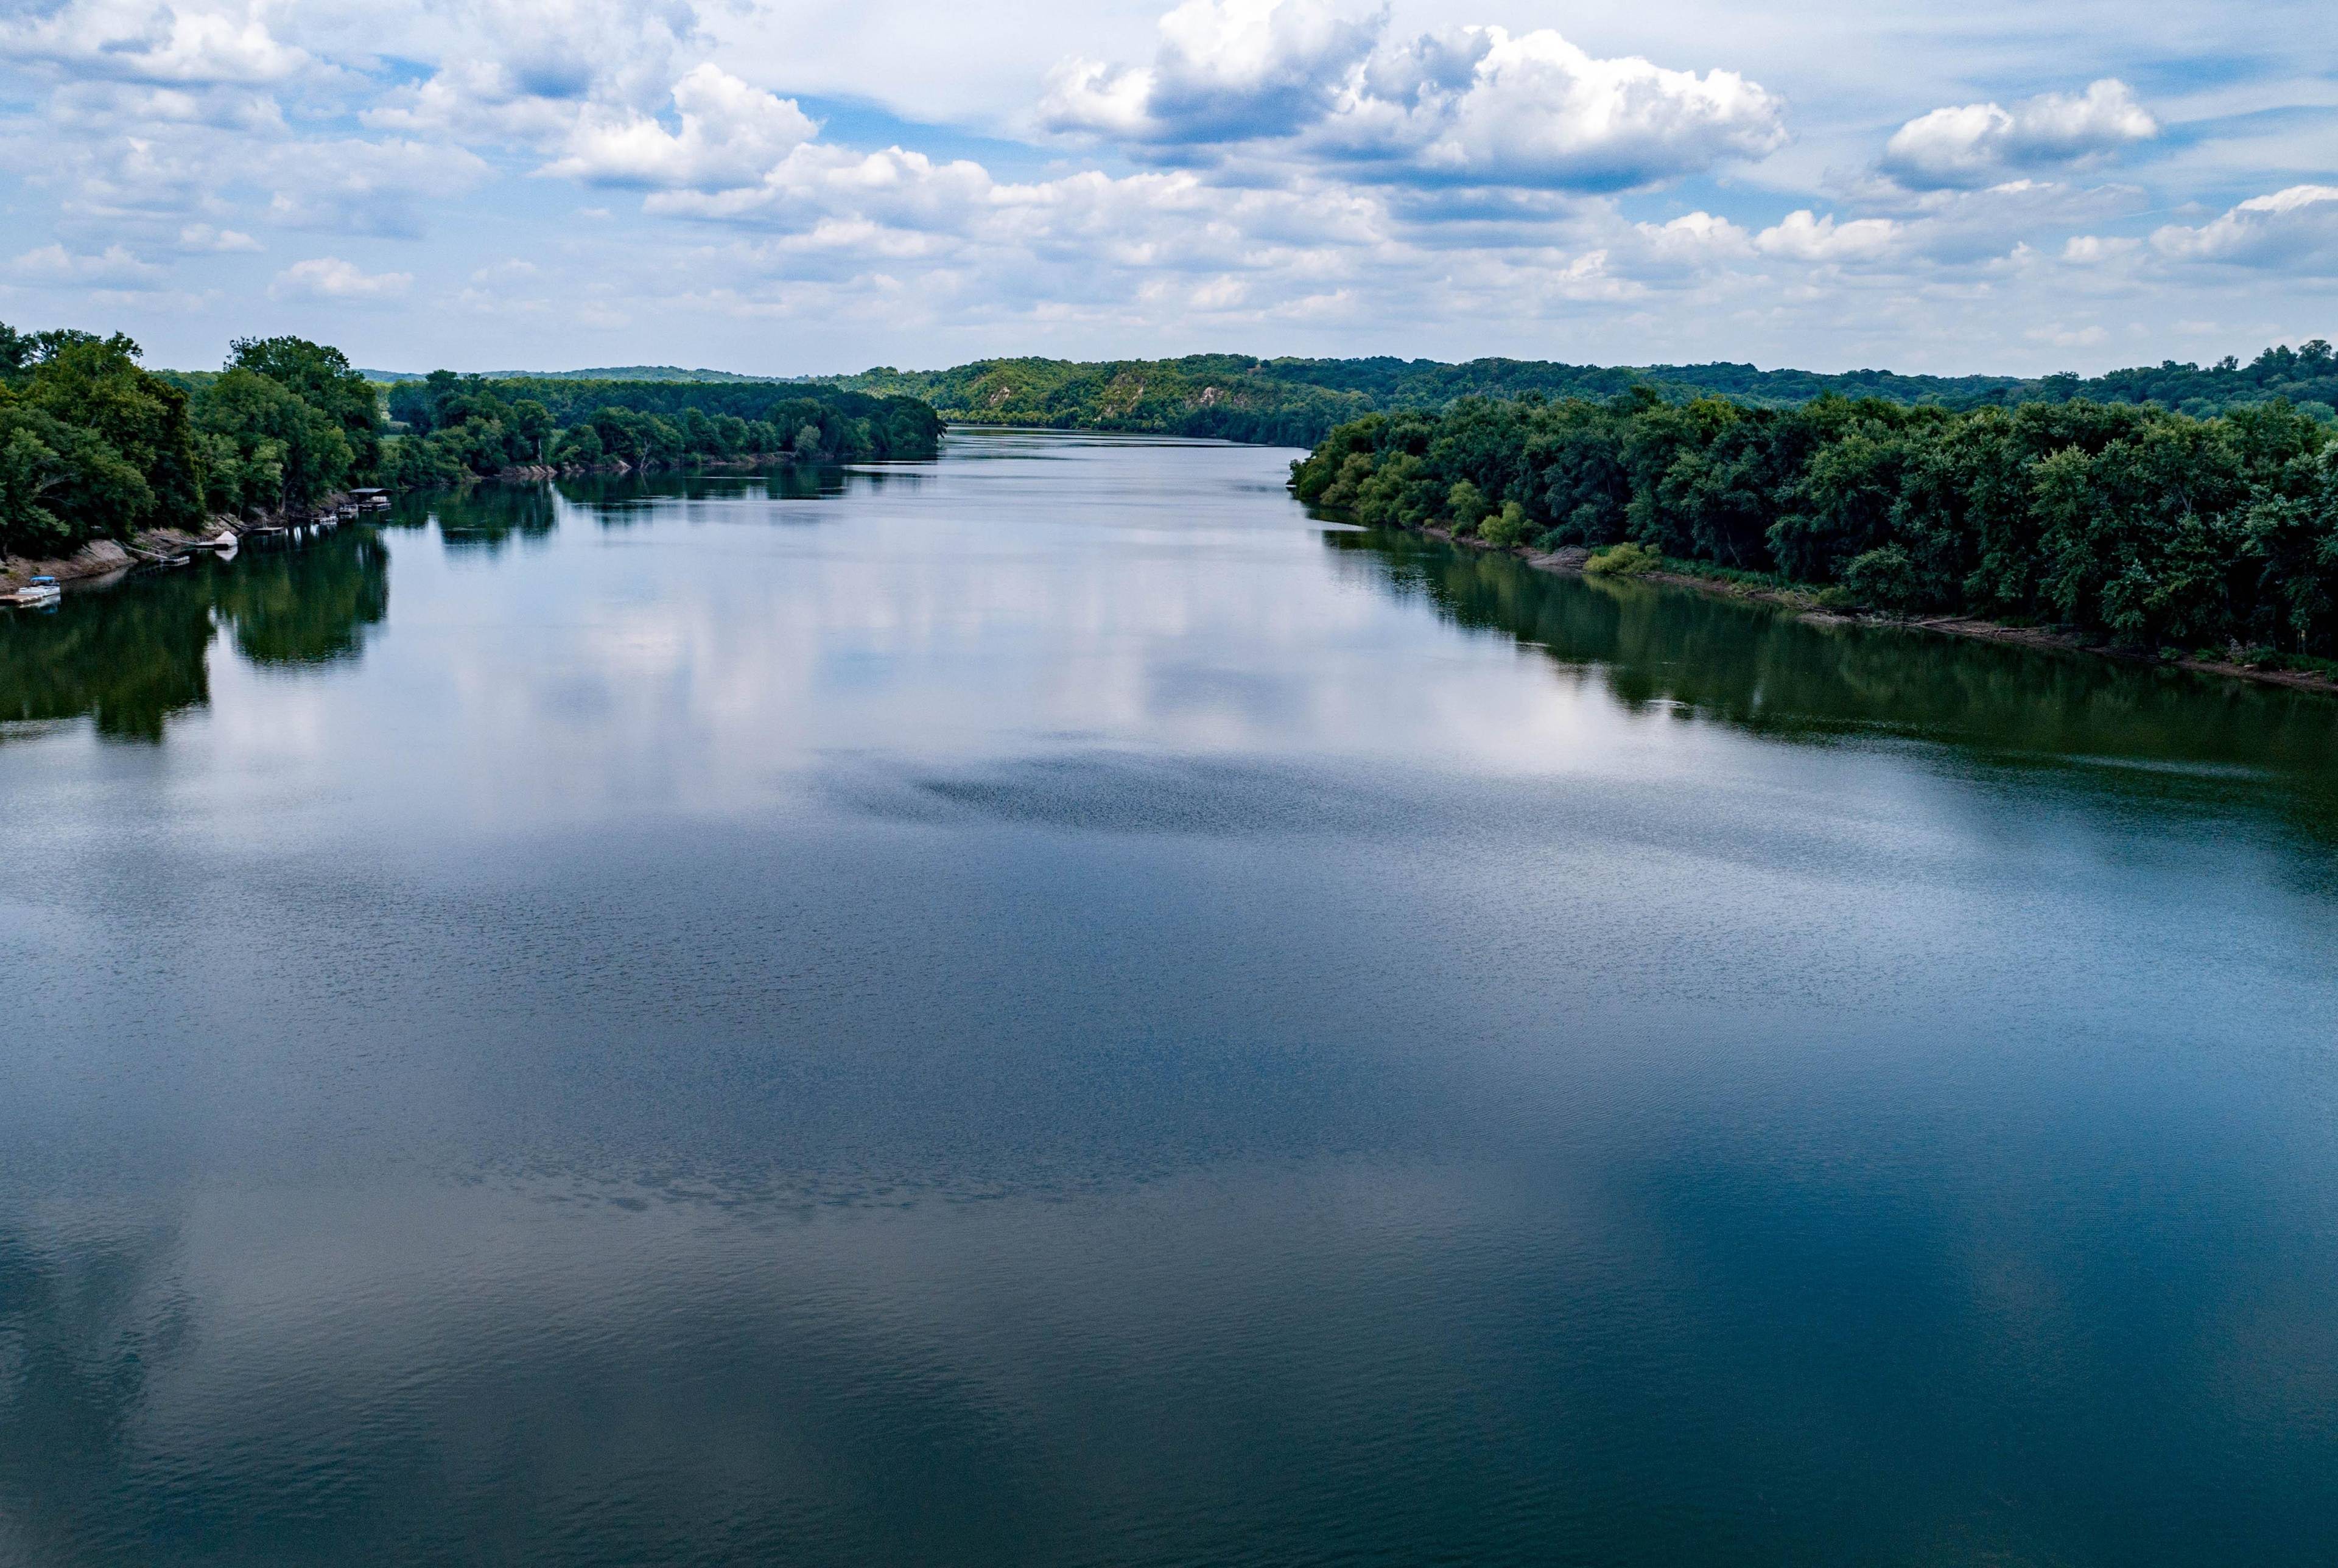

{"left": 4, "top": 430, "right": 2337, "bottom": 1566}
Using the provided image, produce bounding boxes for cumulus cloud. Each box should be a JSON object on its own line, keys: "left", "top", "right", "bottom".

{"left": 0, "top": 0, "right": 2323, "bottom": 371}
{"left": 362, "top": 0, "right": 703, "bottom": 145}
{"left": 2060, "top": 234, "right": 2140, "bottom": 265}
{"left": 33, "top": 131, "right": 231, "bottom": 225}
{"left": 1883, "top": 79, "right": 2157, "bottom": 189}
{"left": 544, "top": 66, "right": 819, "bottom": 189}
{"left": 9, "top": 242, "right": 168, "bottom": 287}
{"left": 1041, "top": 1, "right": 1785, "bottom": 191}
{"left": 51, "top": 78, "right": 286, "bottom": 131}
{"left": 178, "top": 222, "right": 262, "bottom": 251}
{"left": 269, "top": 256, "right": 413, "bottom": 301}
{"left": 0, "top": 0, "right": 309, "bottom": 85}
{"left": 1041, "top": 0, "right": 1380, "bottom": 144}
{"left": 2151, "top": 184, "right": 2338, "bottom": 267}
{"left": 1753, "top": 209, "right": 1899, "bottom": 262}
{"left": 1630, "top": 211, "right": 1753, "bottom": 271}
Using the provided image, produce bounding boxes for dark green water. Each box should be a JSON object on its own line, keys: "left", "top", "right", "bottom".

{"left": 3, "top": 431, "right": 2336, "bottom": 1566}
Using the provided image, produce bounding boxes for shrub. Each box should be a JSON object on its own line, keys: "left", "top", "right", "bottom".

{"left": 1479, "top": 500, "right": 1532, "bottom": 548}
{"left": 1584, "top": 540, "right": 1662, "bottom": 575}
{"left": 1446, "top": 479, "right": 1489, "bottom": 531}
{"left": 1842, "top": 544, "right": 1922, "bottom": 613}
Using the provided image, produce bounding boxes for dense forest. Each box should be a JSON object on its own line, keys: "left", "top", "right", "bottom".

{"left": 379, "top": 373, "right": 939, "bottom": 487}
{"left": 364, "top": 365, "right": 782, "bottom": 384}
{"left": 0, "top": 322, "right": 942, "bottom": 560}
{"left": 2, "top": 324, "right": 371, "bottom": 559}
{"left": 1290, "top": 389, "right": 2338, "bottom": 662}
{"left": 831, "top": 343, "right": 2338, "bottom": 447}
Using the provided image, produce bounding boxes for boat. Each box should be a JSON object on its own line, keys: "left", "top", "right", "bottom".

{"left": 4, "top": 575, "right": 61, "bottom": 607}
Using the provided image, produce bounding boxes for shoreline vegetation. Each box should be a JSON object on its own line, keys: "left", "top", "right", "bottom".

{"left": 822, "top": 345, "right": 2338, "bottom": 448}
{"left": 1, "top": 321, "right": 944, "bottom": 592}
{"left": 11, "top": 313, "right": 2338, "bottom": 704}
{"left": 1293, "top": 382, "right": 2338, "bottom": 698}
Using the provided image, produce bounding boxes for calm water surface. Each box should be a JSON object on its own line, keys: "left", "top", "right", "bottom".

{"left": 3, "top": 431, "right": 2337, "bottom": 1566}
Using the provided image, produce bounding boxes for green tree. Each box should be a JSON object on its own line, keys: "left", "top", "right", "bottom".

{"left": 192, "top": 366, "right": 354, "bottom": 514}
{"left": 19, "top": 334, "right": 202, "bottom": 534}
{"left": 228, "top": 335, "right": 382, "bottom": 478}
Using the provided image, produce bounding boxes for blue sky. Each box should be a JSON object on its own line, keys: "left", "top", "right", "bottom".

{"left": 0, "top": 0, "right": 2331, "bottom": 376}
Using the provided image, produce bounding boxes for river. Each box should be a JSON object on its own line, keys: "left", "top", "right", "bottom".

{"left": 2, "top": 430, "right": 2336, "bottom": 1566}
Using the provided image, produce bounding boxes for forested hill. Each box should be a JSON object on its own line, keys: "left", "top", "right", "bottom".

{"left": 826, "top": 344, "right": 2338, "bottom": 447}
{"left": 363, "top": 365, "right": 791, "bottom": 384}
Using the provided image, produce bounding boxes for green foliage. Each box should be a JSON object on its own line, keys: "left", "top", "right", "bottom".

{"left": 228, "top": 335, "right": 382, "bottom": 479}
{"left": 827, "top": 339, "right": 2338, "bottom": 450}
{"left": 385, "top": 373, "right": 941, "bottom": 475}
{"left": 1480, "top": 501, "right": 1533, "bottom": 548}
{"left": 1841, "top": 546, "right": 1922, "bottom": 613}
{"left": 1298, "top": 389, "right": 2338, "bottom": 655}
{"left": 0, "top": 322, "right": 417, "bottom": 553}
{"left": 1, "top": 318, "right": 952, "bottom": 558}
{"left": 0, "top": 331, "right": 202, "bottom": 553}
{"left": 192, "top": 365, "right": 354, "bottom": 514}
{"left": 1446, "top": 480, "right": 1489, "bottom": 531}
{"left": 0, "top": 400, "right": 152, "bottom": 553}
{"left": 1585, "top": 541, "right": 1663, "bottom": 576}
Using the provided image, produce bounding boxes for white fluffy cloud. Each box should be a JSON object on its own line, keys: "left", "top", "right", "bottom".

{"left": 544, "top": 66, "right": 820, "bottom": 190}
{"left": 1752, "top": 209, "right": 1900, "bottom": 262}
{"left": 178, "top": 223, "right": 262, "bottom": 253}
{"left": 1883, "top": 79, "right": 2157, "bottom": 189}
{"left": 1043, "top": 1, "right": 1786, "bottom": 191}
{"left": 269, "top": 256, "right": 413, "bottom": 301}
{"left": 0, "top": 0, "right": 2328, "bottom": 373}
{"left": 0, "top": 0, "right": 309, "bottom": 86}
{"left": 10, "top": 242, "right": 168, "bottom": 287}
{"left": 360, "top": 0, "right": 702, "bottom": 144}
{"left": 2152, "top": 185, "right": 2338, "bottom": 267}
{"left": 1042, "top": 0, "right": 1380, "bottom": 144}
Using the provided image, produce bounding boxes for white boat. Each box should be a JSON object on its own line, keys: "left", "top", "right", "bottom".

{"left": 5, "top": 575, "right": 61, "bottom": 607}
{"left": 211, "top": 530, "right": 236, "bottom": 549}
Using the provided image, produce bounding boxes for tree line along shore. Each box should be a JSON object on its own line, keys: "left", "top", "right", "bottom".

{"left": 1290, "top": 386, "right": 2338, "bottom": 685}
{"left": 11, "top": 315, "right": 2338, "bottom": 695}
{"left": 0, "top": 322, "right": 943, "bottom": 584}
{"left": 829, "top": 343, "right": 2338, "bottom": 447}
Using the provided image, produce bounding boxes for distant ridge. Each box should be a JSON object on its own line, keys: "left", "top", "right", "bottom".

{"left": 356, "top": 342, "right": 2335, "bottom": 448}
{"left": 816, "top": 344, "right": 2337, "bottom": 446}
{"left": 361, "top": 365, "right": 804, "bottom": 384}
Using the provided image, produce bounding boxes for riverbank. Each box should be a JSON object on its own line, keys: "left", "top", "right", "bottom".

{"left": 480, "top": 451, "right": 827, "bottom": 483}
{"left": 1412, "top": 523, "right": 2338, "bottom": 699}
{"left": 2, "top": 492, "right": 375, "bottom": 595}
{"left": 1, "top": 455, "right": 838, "bottom": 596}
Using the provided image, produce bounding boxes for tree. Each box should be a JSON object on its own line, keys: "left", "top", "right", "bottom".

{"left": 20, "top": 334, "right": 202, "bottom": 534}
{"left": 228, "top": 335, "right": 382, "bottom": 477}
{"left": 0, "top": 397, "right": 155, "bottom": 554}
{"left": 193, "top": 366, "right": 354, "bottom": 514}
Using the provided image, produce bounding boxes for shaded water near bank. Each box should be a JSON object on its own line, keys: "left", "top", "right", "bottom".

{"left": 3, "top": 432, "right": 2337, "bottom": 1566}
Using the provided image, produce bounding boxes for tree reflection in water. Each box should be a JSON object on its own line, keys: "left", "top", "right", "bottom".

{"left": 0, "top": 528, "right": 388, "bottom": 741}
{"left": 1325, "top": 527, "right": 2338, "bottom": 844}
